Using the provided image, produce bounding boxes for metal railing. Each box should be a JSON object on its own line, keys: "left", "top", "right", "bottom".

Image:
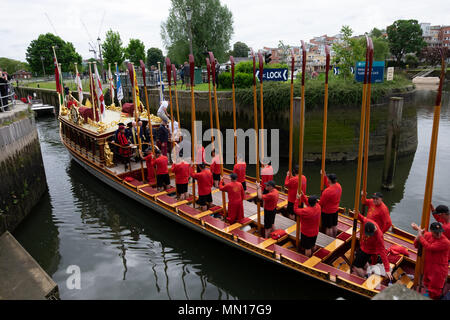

{"left": 0, "top": 81, "right": 15, "bottom": 112}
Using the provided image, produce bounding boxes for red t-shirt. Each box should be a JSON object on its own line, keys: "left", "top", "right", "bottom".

{"left": 284, "top": 175, "right": 306, "bottom": 203}
{"left": 219, "top": 180, "right": 244, "bottom": 204}
{"left": 233, "top": 162, "right": 247, "bottom": 182}
{"left": 151, "top": 155, "right": 169, "bottom": 175}
{"left": 191, "top": 168, "right": 213, "bottom": 196}
{"left": 143, "top": 154, "right": 155, "bottom": 179}
{"left": 172, "top": 162, "right": 191, "bottom": 184}
{"left": 294, "top": 196, "right": 321, "bottom": 237}
{"left": 357, "top": 213, "right": 390, "bottom": 272}
{"left": 210, "top": 155, "right": 221, "bottom": 174}
{"left": 262, "top": 188, "right": 279, "bottom": 211}
{"left": 261, "top": 165, "right": 274, "bottom": 191}
{"left": 320, "top": 182, "right": 342, "bottom": 214}
{"left": 195, "top": 146, "right": 205, "bottom": 164}
{"left": 365, "top": 199, "right": 392, "bottom": 234}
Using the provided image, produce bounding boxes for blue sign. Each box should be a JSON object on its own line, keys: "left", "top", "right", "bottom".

{"left": 333, "top": 67, "right": 339, "bottom": 75}
{"left": 255, "top": 68, "right": 288, "bottom": 81}
{"left": 355, "top": 61, "right": 385, "bottom": 83}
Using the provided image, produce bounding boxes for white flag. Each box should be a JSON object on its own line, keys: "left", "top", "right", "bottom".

{"left": 93, "top": 64, "right": 105, "bottom": 120}
{"left": 75, "top": 70, "right": 83, "bottom": 104}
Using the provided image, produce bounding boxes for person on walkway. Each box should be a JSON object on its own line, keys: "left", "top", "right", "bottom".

{"left": 210, "top": 149, "right": 221, "bottom": 188}
{"left": 157, "top": 120, "right": 169, "bottom": 157}
{"left": 219, "top": 173, "right": 245, "bottom": 224}
{"left": 412, "top": 222, "right": 450, "bottom": 300}
{"left": 260, "top": 159, "right": 274, "bottom": 195}
{"left": 233, "top": 155, "right": 247, "bottom": 193}
{"left": 362, "top": 192, "right": 392, "bottom": 234}
{"left": 191, "top": 163, "right": 213, "bottom": 211}
{"left": 157, "top": 100, "right": 170, "bottom": 123}
{"left": 172, "top": 157, "right": 192, "bottom": 200}
{"left": 151, "top": 148, "right": 170, "bottom": 191}
{"left": 257, "top": 180, "right": 279, "bottom": 238}
{"left": 319, "top": 173, "right": 342, "bottom": 238}
{"left": 284, "top": 165, "right": 306, "bottom": 220}
{"left": 352, "top": 213, "right": 393, "bottom": 280}
{"left": 431, "top": 204, "right": 450, "bottom": 241}
{"left": 294, "top": 193, "right": 321, "bottom": 257}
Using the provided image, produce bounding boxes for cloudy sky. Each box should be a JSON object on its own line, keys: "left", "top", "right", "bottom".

{"left": 1, "top": 0, "right": 449, "bottom": 62}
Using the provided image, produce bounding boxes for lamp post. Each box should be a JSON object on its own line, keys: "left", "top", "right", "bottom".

{"left": 40, "top": 56, "right": 46, "bottom": 77}
{"left": 186, "top": 7, "right": 193, "bottom": 56}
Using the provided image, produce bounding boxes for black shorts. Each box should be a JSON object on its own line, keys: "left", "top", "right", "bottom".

{"left": 241, "top": 181, "right": 247, "bottom": 191}
{"left": 300, "top": 233, "right": 317, "bottom": 250}
{"left": 321, "top": 211, "right": 338, "bottom": 228}
{"left": 287, "top": 202, "right": 294, "bottom": 215}
{"left": 157, "top": 174, "right": 170, "bottom": 187}
{"left": 264, "top": 209, "right": 276, "bottom": 229}
{"left": 213, "top": 173, "right": 221, "bottom": 181}
{"left": 176, "top": 183, "right": 188, "bottom": 194}
{"left": 197, "top": 193, "right": 212, "bottom": 206}
{"left": 353, "top": 248, "right": 371, "bottom": 269}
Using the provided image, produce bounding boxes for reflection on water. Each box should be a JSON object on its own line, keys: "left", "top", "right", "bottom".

{"left": 13, "top": 85, "right": 448, "bottom": 299}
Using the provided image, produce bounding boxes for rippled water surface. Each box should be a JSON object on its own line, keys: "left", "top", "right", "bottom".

{"left": 13, "top": 85, "right": 449, "bottom": 299}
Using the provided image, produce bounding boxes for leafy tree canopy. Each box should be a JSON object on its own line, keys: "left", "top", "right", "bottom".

{"left": 0, "top": 57, "right": 29, "bottom": 75}
{"left": 161, "top": 0, "right": 234, "bottom": 65}
{"left": 331, "top": 26, "right": 364, "bottom": 79}
{"left": 146, "top": 47, "right": 165, "bottom": 69}
{"left": 386, "top": 20, "right": 426, "bottom": 66}
{"left": 231, "top": 41, "right": 250, "bottom": 57}
{"left": 102, "top": 29, "right": 125, "bottom": 68}
{"left": 125, "top": 38, "right": 146, "bottom": 65}
{"left": 25, "top": 33, "right": 82, "bottom": 75}
{"left": 419, "top": 47, "right": 450, "bottom": 66}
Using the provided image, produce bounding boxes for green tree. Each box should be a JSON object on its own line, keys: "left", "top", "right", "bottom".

{"left": 125, "top": 39, "right": 146, "bottom": 65}
{"left": 332, "top": 26, "right": 364, "bottom": 79}
{"left": 386, "top": 20, "right": 426, "bottom": 66}
{"left": 357, "top": 36, "right": 390, "bottom": 62}
{"left": 231, "top": 41, "right": 250, "bottom": 57}
{"left": 161, "top": 0, "right": 234, "bottom": 65}
{"left": 25, "top": 33, "right": 82, "bottom": 75}
{"left": 277, "top": 40, "right": 291, "bottom": 64}
{"left": 146, "top": 47, "right": 165, "bottom": 69}
{"left": 0, "top": 57, "right": 29, "bottom": 75}
{"left": 102, "top": 30, "right": 125, "bottom": 68}
{"left": 370, "top": 28, "right": 384, "bottom": 38}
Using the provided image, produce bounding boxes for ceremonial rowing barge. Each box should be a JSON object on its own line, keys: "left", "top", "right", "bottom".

{"left": 56, "top": 42, "right": 449, "bottom": 299}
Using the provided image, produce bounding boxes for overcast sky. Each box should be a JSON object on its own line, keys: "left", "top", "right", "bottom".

{"left": 1, "top": 0, "right": 449, "bottom": 62}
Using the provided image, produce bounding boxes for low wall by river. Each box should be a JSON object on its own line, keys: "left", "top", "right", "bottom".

{"left": 0, "top": 102, "right": 47, "bottom": 234}
{"left": 15, "top": 85, "right": 418, "bottom": 162}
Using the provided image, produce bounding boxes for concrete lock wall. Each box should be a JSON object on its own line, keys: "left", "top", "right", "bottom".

{"left": 0, "top": 104, "right": 47, "bottom": 234}
{"left": 15, "top": 86, "right": 418, "bottom": 162}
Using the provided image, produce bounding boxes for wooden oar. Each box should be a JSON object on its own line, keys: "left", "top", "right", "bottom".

{"left": 320, "top": 45, "right": 331, "bottom": 192}
{"left": 252, "top": 50, "right": 261, "bottom": 236}
{"left": 206, "top": 58, "right": 214, "bottom": 143}
{"left": 140, "top": 59, "right": 157, "bottom": 181}
{"left": 361, "top": 37, "right": 374, "bottom": 210}
{"left": 288, "top": 51, "right": 295, "bottom": 176}
{"left": 209, "top": 52, "right": 227, "bottom": 219}
{"left": 258, "top": 52, "right": 265, "bottom": 157}
{"left": 128, "top": 62, "right": 145, "bottom": 182}
{"left": 189, "top": 55, "right": 196, "bottom": 208}
{"left": 413, "top": 48, "right": 446, "bottom": 289}
{"left": 349, "top": 36, "right": 372, "bottom": 265}
{"left": 295, "top": 41, "right": 307, "bottom": 249}
{"left": 165, "top": 58, "right": 176, "bottom": 156}
{"left": 230, "top": 56, "right": 237, "bottom": 163}
{"left": 171, "top": 64, "right": 181, "bottom": 125}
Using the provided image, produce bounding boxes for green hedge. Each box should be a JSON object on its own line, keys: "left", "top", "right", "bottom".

{"left": 218, "top": 72, "right": 253, "bottom": 89}
{"left": 235, "top": 61, "right": 288, "bottom": 74}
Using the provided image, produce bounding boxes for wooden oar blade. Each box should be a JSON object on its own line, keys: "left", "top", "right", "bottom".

{"left": 325, "top": 45, "right": 330, "bottom": 84}
{"left": 127, "top": 62, "right": 134, "bottom": 87}
{"left": 230, "top": 56, "right": 235, "bottom": 84}
{"left": 301, "top": 40, "right": 306, "bottom": 86}
{"left": 165, "top": 57, "right": 172, "bottom": 85}
{"left": 172, "top": 64, "right": 177, "bottom": 85}
{"left": 258, "top": 52, "right": 264, "bottom": 83}
{"left": 189, "top": 54, "right": 195, "bottom": 87}
{"left": 139, "top": 60, "right": 147, "bottom": 87}
{"left": 435, "top": 48, "right": 446, "bottom": 107}
{"left": 208, "top": 52, "right": 216, "bottom": 85}
{"left": 291, "top": 50, "right": 295, "bottom": 83}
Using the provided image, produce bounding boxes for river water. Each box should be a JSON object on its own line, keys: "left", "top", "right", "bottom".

{"left": 13, "top": 85, "right": 449, "bottom": 300}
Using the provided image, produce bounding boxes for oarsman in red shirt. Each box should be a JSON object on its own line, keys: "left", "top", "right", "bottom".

{"left": 151, "top": 149, "right": 170, "bottom": 191}
{"left": 412, "top": 222, "right": 450, "bottom": 300}
{"left": 352, "top": 214, "right": 393, "bottom": 280}
{"left": 233, "top": 155, "right": 247, "bottom": 193}
{"left": 139, "top": 147, "right": 156, "bottom": 184}
{"left": 430, "top": 204, "right": 450, "bottom": 241}
{"left": 260, "top": 159, "right": 274, "bottom": 195}
{"left": 294, "top": 193, "right": 321, "bottom": 257}
{"left": 196, "top": 145, "right": 206, "bottom": 164}
{"left": 210, "top": 149, "right": 221, "bottom": 188}
{"left": 257, "top": 180, "right": 279, "bottom": 238}
{"left": 284, "top": 165, "right": 307, "bottom": 220}
{"left": 362, "top": 192, "right": 392, "bottom": 234}
{"left": 191, "top": 163, "right": 213, "bottom": 211}
{"left": 172, "top": 157, "right": 192, "bottom": 200}
{"left": 320, "top": 173, "right": 342, "bottom": 238}
{"left": 219, "top": 173, "right": 245, "bottom": 224}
